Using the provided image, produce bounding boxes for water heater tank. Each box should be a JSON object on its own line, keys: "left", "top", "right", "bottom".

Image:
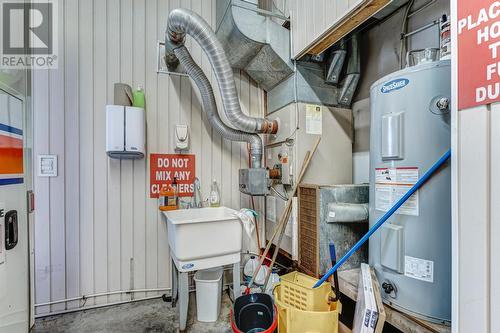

{"left": 369, "top": 60, "right": 451, "bottom": 323}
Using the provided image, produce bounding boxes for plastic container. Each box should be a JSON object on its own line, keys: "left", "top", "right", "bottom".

{"left": 243, "top": 256, "right": 269, "bottom": 286}
{"left": 132, "top": 85, "right": 145, "bottom": 108}
{"left": 278, "top": 271, "right": 333, "bottom": 311}
{"left": 230, "top": 293, "right": 278, "bottom": 333}
{"left": 244, "top": 256, "right": 258, "bottom": 278}
{"left": 158, "top": 180, "right": 178, "bottom": 211}
{"left": 194, "top": 267, "right": 223, "bottom": 322}
{"left": 440, "top": 14, "right": 451, "bottom": 60}
{"left": 265, "top": 268, "right": 281, "bottom": 296}
{"left": 209, "top": 179, "right": 221, "bottom": 207}
{"left": 274, "top": 285, "right": 341, "bottom": 333}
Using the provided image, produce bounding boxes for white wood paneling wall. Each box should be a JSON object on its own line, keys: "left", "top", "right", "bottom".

{"left": 33, "top": 0, "right": 264, "bottom": 315}
{"left": 284, "top": 0, "right": 363, "bottom": 58}
{"left": 450, "top": 0, "right": 499, "bottom": 330}
{"left": 453, "top": 104, "right": 500, "bottom": 333}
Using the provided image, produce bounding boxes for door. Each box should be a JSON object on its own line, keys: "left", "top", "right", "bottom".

{"left": 0, "top": 89, "right": 29, "bottom": 332}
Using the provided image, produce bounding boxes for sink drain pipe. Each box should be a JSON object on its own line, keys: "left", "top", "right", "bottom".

{"left": 314, "top": 149, "right": 451, "bottom": 288}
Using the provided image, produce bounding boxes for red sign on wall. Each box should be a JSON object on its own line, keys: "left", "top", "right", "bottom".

{"left": 457, "top": 1, "right": 500, "bottom": 110}
{"left": 150, "top": 154, "right": 195, "bottom": 198}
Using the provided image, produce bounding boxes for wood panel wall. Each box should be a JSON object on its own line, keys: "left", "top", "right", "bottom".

{"left": 32, "top": 0, "right": 264, "bottom": 315}
{"left": 281, "top": 0, "right": 363, "bottom": 58}
{"left": 454, "top": 104, "right": 500, "bottom": 333}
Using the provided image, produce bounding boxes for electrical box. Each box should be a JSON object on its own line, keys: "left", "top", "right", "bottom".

{"left": 106, "top": 105, "right": 145, "bottom": 159}
{"left": 278, "top": 143, "right": 292, "bottom": 185}
{"left": 239, "top": 168, "right": 269, "bottom": 196}
{"left": 38, "top": 155, "right": 58, "bottom": 177}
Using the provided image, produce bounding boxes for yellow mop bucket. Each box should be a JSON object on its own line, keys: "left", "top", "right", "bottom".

{"left": 273, "top": 272, "right": 341, "bottom": 333}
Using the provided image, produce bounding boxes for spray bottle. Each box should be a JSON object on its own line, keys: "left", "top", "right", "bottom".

{"left": 209, "top": 179, "right": 220, "bottom": 207}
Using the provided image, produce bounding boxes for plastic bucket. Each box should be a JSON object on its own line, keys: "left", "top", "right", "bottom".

{"left": 230, "top": 293, "right": 278, "bottom": 333}
{"left": 274, "top": 284, "right": 341, "bottom": 333}
{"left": 194, "top": 267, "right": 223, "bottom": 322}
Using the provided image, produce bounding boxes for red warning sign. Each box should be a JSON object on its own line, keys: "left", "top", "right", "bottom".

{"left": 150, "top": 154, "right": 195, "bottom": 198}
{"left": 457, "top": 0, "right": 500, "bottom": 110}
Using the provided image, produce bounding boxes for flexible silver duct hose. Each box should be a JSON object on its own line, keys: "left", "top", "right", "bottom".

{"left": 166, "top": 8, "right": 278, "bottom": 134}
{"left": 174, "top": 46, "right": 262, "bottom": 168}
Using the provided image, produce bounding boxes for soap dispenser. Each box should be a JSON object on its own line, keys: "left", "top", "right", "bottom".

{"left": 175, "top": 124, "right": 189, "bottom": 151}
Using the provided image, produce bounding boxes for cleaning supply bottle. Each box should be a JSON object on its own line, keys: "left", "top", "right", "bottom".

{"left": 159, "top": 184, "right": 173, "bottom": 211}
{"left": 243, "top": 256, "right": 268, "bottom": 286}
{"left": 170, "top": 177, "right": 179, "bottom": 208}
{"left": 243, "top": 256, "right": 259, "bottom": 282}
{"left": 265, "top": 268, "right": 280, "bottom": 296}
{"left": 158, "top": 179, "right": 178, "bottom": 211}
{"left": 209, "top": 179, "right": 220, "bottom": 207}
{"left": 255, "top": 265, "right": 269, "bottom": 286}
{"left": 132, "top": 85, "right": 145, "bottom": 108}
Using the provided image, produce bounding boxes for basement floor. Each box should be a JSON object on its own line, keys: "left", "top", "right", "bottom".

{"left": 32, "top": 293, "right": 233, "bottom": 333}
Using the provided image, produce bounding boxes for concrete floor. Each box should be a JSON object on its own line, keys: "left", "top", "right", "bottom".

{"left": 32, "top": 293, "right": 233, "bottom": 333}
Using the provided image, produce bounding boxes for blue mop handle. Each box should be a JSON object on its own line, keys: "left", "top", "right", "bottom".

{"left": 314, "top": 149, "right": 451, "bottom": 288}
{"left": 329, "top": 242, "right": 336, "bottom": 262}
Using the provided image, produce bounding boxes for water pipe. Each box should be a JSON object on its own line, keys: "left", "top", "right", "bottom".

{"left": 314, "top": 149, "right": 451, "bottom": 288}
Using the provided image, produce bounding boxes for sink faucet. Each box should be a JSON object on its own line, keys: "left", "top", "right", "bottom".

{"left": 191, "top": 177, "right": 202, "bottom": 208}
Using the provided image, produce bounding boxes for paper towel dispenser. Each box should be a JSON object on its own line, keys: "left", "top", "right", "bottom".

{"left": 106, "top": 105, "right": 145, "bottom": 159}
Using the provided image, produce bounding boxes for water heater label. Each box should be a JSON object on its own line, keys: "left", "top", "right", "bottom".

{"left": 405, "top": 255, "right": 434, "bottom": 283}
{"left": 381, "top": 78, "right": 409, "bottom": 93}
{"left": 375, "top": 167, "right": 419, "bottom": 216}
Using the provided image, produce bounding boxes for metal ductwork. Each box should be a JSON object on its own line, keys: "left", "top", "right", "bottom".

{"left": 267, "top": 34, "right": 361, "bottom": 113}
{"left": 215, "top": 0, "right": 294, "bottom": 91}
{"left": 174, "top": 46, "right": 263, "bottom": 169}
{"left": 325, "top": 39, "right": 347, "bottom": 85}
{"left": 165, "top": 7, "right": 278, "bottom": 135}
{"left": 215, "top": 1, "right": 361, "bottom": 113}
{"left": 165, "top": 8, "right": 270, "bottom": 195}
{"left": 338, "top": 34, "right": 361, "bottom": 106}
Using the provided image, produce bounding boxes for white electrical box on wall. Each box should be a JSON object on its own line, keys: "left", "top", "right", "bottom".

{"left": 38, "top": 155, "right": 58, "bottom": 177}
{"left": 106, "top": 105, "right": 145, "bottom": 159}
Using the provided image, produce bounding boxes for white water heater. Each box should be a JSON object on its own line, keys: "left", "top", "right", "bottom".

{"left": 106, "top": 105, "right": 145, "bottom": 159}
{"left": 369, "top": 60, "right": 451, "bottom": 324}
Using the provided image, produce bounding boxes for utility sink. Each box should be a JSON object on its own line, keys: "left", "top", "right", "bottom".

{"left": 165, "top": 207, "right": 243, "bottom": 331}
{"left": 163, "top": 207, "right": 242, "bottom": 272}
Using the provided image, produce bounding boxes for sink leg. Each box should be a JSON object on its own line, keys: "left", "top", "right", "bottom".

{"left": 171, "top": 259, "right": 178, "bottom": 307}
{"left": 232, "top": 261, "right": 241, "bottom": 300}
{"left": 178, "top": 271, "right": 189, "bottom": 331}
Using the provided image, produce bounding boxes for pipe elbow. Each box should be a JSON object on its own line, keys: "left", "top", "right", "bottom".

{"left": 263, "top": 119, "right": 279, "bottom": 134}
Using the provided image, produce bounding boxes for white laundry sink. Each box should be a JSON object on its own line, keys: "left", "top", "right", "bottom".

{"left": 163, "top": 207, "right": 242, "bottom": 272}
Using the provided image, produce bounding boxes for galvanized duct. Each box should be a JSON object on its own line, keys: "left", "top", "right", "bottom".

{"left": 267, "top": 33, "right": 361, "bottom": 113}
{"left": 215, "top": 0, "right": 293, "bottom": 91}
{"left": 338, "top": 34, "right": 361, "bottom": 106}
{"left": 165, "top": 8, "right": 278, "bottom": 134}
{"left": 174, "top": 46, "right": 262, "bottom": 168}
